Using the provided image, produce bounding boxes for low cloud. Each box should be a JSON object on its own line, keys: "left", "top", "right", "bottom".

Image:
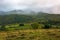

{"left": 0, "top": 0, "right": 60, "bottom": 13}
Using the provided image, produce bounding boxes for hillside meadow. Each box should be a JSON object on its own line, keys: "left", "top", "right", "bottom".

{"left": 0, "top": 29, "right": 60, "bottom": 40}
{"left": 0, "top": 14, "right": 60, "bottom": 40}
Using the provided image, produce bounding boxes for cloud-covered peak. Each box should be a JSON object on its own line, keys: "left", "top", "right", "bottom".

{"left": 0, "top": 0, "right": 60, "bottom": 14}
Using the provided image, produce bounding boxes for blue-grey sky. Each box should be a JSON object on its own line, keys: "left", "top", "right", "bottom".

{"left": 0, "top": 0, "right": 60, "bottom": 13}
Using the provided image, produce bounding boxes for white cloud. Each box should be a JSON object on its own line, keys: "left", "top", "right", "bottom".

{"left": 0, "top": 0, "right": 60, "bottom": 13}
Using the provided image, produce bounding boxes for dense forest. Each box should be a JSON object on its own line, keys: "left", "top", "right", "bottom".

{"left": 0, "top": 12, "right": 60, "bottom": 25}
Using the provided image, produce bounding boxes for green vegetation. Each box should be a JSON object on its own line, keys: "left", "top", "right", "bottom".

{"left": 0, "top": 12, "right": 60, "bottom": 31}
{"left": 19, "top": 23, "right": 24, "bottom": 26}
{"left": 0, "top": 12, "right": 60, "bottom": 25}
{"left": 43, "top": 24, "right": 51, "bottom": 29}
{"left": 0, "top": 12, "right": 60, "bottom": 40}
{"left": 31, "top": 23, "right": 39, "bottom": 29}
{"left": 0, "top": 23, "right": 59, "bottom": 31}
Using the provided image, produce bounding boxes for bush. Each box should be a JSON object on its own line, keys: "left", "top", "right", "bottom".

{"left": 31, "top": 23, "right": 39, "bottom": 29}
{"left": 43, "top": 24, "right": 51, "bottom": 29}
{"left": 0, "top": 25, "right": 7, "bottom": 31}
{"left": 19, "top": 23, "right": 24, "bottom": 26}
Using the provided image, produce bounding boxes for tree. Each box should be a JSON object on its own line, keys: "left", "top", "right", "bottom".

{"left": 43, "top": 24, "right": 51, "bottom": 29}
{"left": 31, "top": 23, "right": 39, "bottom": 29}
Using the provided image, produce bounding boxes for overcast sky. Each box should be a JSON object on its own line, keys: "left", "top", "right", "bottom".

{"left": 0, "top": 0, "right": 60, "bottom": 13}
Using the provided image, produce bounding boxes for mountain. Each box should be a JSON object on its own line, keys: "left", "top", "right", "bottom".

{"left": 0, "top": 10, "right": 37, "bottom": 15}
{"left": 0, "top": 11, "right": 6, "bottom": 15}
{"left": 0, "top": 10, "right": 24, "bottom": 15}
{"left": 0, "top": 12, "right": 60, "bottom": 25}
{"left": 1, "top": 5, "right": 60, "bottom": 15}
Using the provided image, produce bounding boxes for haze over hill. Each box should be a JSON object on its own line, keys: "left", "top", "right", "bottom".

{"left": 0, "top": 0, "right": 60, "bottom": 14}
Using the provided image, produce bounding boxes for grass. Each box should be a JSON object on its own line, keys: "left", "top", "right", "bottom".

{"left": 0, "top": 23, "right": 60, "bottom": 40}
{"left": 0, "top": 29, "right": 60, "bottom": 40}
{"left": 5, "top": 23, "right": 44, "bottom": 31}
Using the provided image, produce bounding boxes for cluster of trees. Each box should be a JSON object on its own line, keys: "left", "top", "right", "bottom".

{"left": 31, "top": 23, "right": 52, "bottom": 29}
{"left": 0, "top": 23, "right": 53, "bottom": 31}
{"left": 0, "top": 13, "right": 60, "bottom": 31}
{"left": 0, "top": 14, "right": 34, "bottom": 25}
{"left": 0, "top": 13, "right": 60, "bottom": 25}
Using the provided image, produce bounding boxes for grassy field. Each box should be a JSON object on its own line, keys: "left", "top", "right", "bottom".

{"left": 0, "top": 29, "right": 60, "bottom": 40}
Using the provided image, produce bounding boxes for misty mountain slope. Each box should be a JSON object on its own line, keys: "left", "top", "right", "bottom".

{"left": 0, "top": 12, "right": 60, "bottom": 25}
{"left": 0, "top": 10, "right": 37, "bottom": 15}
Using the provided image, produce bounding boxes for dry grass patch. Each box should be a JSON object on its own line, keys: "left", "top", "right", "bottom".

{"left": 0, "top": 29, "right": 60, "bottom": 40}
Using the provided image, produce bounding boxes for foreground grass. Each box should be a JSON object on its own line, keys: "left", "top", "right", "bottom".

{"left": 0, "top": 29, "right": 60, "bottom": 40}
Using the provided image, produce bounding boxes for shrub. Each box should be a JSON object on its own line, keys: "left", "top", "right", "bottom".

{"left": 43, "top": 24, "right": 51, "bottom": 29}
{"left": 0, "top": 25, "right": 7, "bottom": 31}
{"left": 31, "top": 23, "right": 39, "bottom": 29}
{"left": 19, "top": 23, "right": 24, "bottom": 26}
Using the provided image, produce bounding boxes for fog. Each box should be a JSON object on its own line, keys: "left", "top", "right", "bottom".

{"left": 0, "top": 0, "right": 60, "bottom": 13}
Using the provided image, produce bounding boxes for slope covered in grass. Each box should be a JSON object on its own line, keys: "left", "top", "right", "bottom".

{"left": 0, "top": 29, "right": 60, "bottom": 40}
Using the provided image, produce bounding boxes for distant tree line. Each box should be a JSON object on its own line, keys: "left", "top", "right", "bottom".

{"left": 0, "top": 14, "right": 60, "bottom": 31}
